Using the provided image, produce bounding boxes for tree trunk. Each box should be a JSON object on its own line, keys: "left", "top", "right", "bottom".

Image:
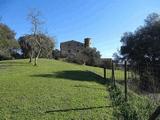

{"left": 34, "top": 48, "right": 41, "bottom": 66}
{"left": 29, "top": 55, "right": 32, "bottom": 63}
{"left": 29, "top": 57, "right": 32, "bottom": 63}
{"left": 34, "top": 57, "right": 38, "bottom": 66}
{"left": 29, "top": 51, "right": 33, "bottom": 63}
{"left": 149, "top": 106, "right": 160, "bottom": 120}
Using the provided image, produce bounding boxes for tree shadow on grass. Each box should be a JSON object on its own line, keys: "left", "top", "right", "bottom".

{"left": 0, "top": 61, "right": 28, "bottom": 68}
{"left": 31, "top": 70, "right": 107, "bottom": 85}
{"left": 115, "top": 80, "right": 124, "bottom": 85}
{"left": 45, "top": 105, "right": 112, "bottom": 113}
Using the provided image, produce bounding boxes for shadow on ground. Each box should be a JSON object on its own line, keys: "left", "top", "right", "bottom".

{"left": 31, "top": 70, "right": 107, "bottom": 85}
{"left": 115, "top": 80, "right": 124, "bottom": 85}
{"left": 31, "top": 70, "right": 112, "bottom": 114}
{"left": 45, "top": 105, "right": 111, "bottom": 113}
{"left": 0, "top": 61, "right": 28, "bottom": 68}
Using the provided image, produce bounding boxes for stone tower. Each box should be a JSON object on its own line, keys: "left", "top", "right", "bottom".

{"left": 84, "top": 38, "right": 91, "bottom": 48}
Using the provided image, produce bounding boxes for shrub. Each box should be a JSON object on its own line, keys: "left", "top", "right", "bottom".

{"left": 52, "top": 49, "right": 61, "bottom": 60}
{"left": 139, "top": 70, "right": 155, "bottom": 92}
{"left": 67, "top": 47, "right": 101, "bottom": 66}
{"left": 108, "top": 85, "right": 154, "bottom": 120}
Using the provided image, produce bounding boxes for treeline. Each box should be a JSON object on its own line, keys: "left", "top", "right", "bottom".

{"left": 0, "top": 22, "right": 55, "bottom": 60}
{"left": 0, "top": 9, "right": 56, "bottom": 66}
{"left": 66, "top": 47, "right": 101, "bottom": 66}
{"left": 0, "top": 8, "right": 103, "bottom": 67}
{"left": 116, "top": 13, "right": 160, "bottom": 92}
{"left": 0, "top": 21, "right": 103, "bottom": 67}
{"left": 0, "top": 23, "right": 19, "bottom": 60}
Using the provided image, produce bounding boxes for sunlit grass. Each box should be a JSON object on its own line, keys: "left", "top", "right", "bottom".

{"left": 0, "top": 59, "right": 114, "bottom": 120}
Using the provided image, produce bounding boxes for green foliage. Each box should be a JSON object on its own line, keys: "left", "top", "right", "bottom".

{"left": 109, "top": 85, "right": 138, "bottom": 120}
{"left": 129, "top": 94, "right": 155, "bottom": 120}
{"left": 68, "top": 47, "right": 101, "bottom": 66}
{"left": 18, "top": 34, "right": 55, "bottom": 58}
{"left": 118, "top": 13, "right": 160, "bottom": 91}
{"left": 108, "top": 85, "right": 154, "bottom": 120}
{"left": 109, "top": 85, "right": 124, "bottom": 106}
{"left": 52, "top": 49, "right": 61, "bottom": 60}
{"left": 139, "top": 70, "right": 155, "bottom": 92}
{"left": 119, "top": 13, "right": 160, "bottom": 66}
{"left": 82, "top": 47, "right": 101, "bottom": 66}
{"left": 0, "top": 23, "right": 19, "bottom": 60}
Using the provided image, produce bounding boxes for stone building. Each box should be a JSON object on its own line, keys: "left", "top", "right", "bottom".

{"left": 60, "top": 38, "right": 91, "bottom": 58}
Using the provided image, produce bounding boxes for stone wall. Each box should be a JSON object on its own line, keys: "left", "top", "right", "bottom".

{"left": 60, "top": 40, "right": 84, "bottom": 57}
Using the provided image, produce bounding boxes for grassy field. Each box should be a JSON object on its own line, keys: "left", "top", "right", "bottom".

{"left": 0, "top": 59, "right": 116, "bottom": 120}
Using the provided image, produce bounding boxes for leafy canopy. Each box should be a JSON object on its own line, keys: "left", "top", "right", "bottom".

{"left": 0, "top": 23, "right": 19, "bottom": 60}
{"left": 119, "top": 13, "right": 160, "bottom": 66}
{"left": 18, "top": 34, "right": 55, "bottom": 58}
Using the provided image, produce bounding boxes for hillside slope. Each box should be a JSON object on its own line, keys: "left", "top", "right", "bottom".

{"left": 0, "top": 59, "right": 114, "bottom": 120}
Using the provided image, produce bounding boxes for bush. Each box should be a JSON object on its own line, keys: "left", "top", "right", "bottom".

{"left": 109, "top": 85, "right": 139, "bottom": 120}
{"left": 0, "top": 23, "right": 19, "bottom": 60}
{"left": 108, "top": 85, "right": 154, "bottom": 120}
{"left": 140, "top": 71, "right": 155, "bottom": 92}
{"left": 67, "top": 47, "right": 101, "bottom": 66}
{"left": 52, "top": 49, "right": 61, "bottom": 60}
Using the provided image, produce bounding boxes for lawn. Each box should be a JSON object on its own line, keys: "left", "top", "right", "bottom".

{"left": 0, "top": 59, "right": 114, "bottom": 120}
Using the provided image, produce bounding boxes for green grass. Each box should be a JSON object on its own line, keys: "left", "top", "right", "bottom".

{"left": 0, "top": 59, "right": 115, "bottom": 120}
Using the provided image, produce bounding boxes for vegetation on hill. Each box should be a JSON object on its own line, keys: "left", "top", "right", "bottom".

{"left": 0, "top": 10, "right": 160, "bottom": 119}
{"left": 18, "top": 34, "right": 55, "bottom": 59}
{"left": 67, "top": 47, "right": 101, "bottom": 67}
{"left": 0, "top": 59, "right": 113, "bottom": 119}
{"left": 115, "top": 13, "right": 160, "bottom": 92}
{"left": 0, "top": 23, "right": 19, "bottom": 60}
{"left": 0, "top": 59, "right": 157, "bottom": 120}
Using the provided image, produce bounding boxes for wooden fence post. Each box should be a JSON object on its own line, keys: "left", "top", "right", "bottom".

{"left": 112, "top": 61, "right": 115, "bottom": 87}
{"left": 124, "top": 60, "right": 127, "bottom": 102}
{"left": 104, "top": 68, "right": 106, "bottom": 79}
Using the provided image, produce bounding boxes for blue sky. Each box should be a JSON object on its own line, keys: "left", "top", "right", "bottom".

{"left": 0, "top": 0, "right": 160, "bottom": 57}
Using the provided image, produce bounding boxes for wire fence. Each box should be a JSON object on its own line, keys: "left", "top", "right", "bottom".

{"left": 101, "top": 61, "right": 160, "bottom": 102}
{"left": 128, "top": 64, "right": 160, "bottom": 93}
